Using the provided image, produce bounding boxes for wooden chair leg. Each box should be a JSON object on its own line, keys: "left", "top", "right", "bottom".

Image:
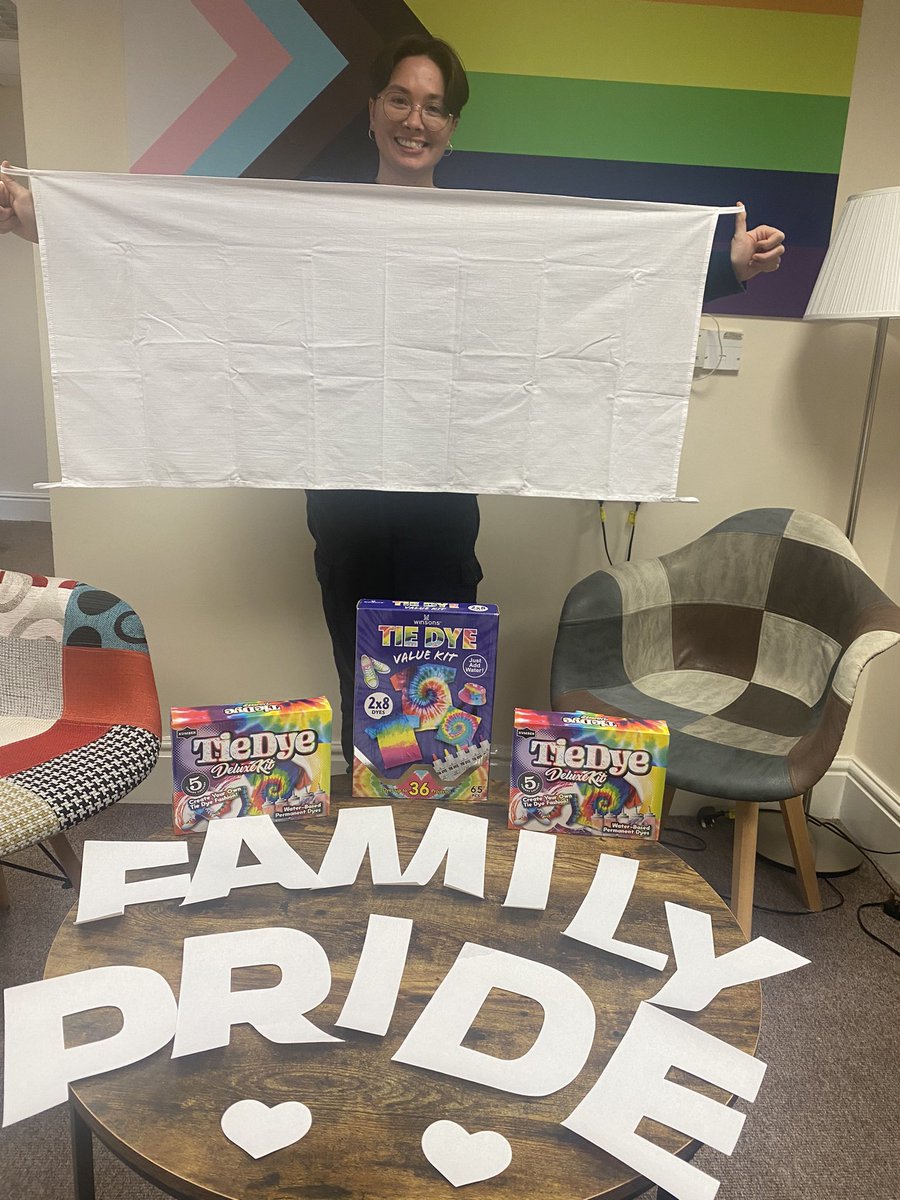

{"left": 46, "top": 831, "right": 82, "bottom": 891}
{"left": 780, "top": 795, "right": 822, "bottom": 913}
{"left": 661, "top": 784, "right": 675, "bottom": 829}
{"left": 731, "top": 801, "right": 760, "bottom": 938}
{"left": 0, "top": 862, "right": 9, "bottom": 909}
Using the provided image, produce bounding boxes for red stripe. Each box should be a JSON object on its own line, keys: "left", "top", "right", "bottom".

{"left": 0, "top": 720, "right": 112, "bottom": 775}
{"left": 62, "top": 647, "right": 162, "bottom": 737}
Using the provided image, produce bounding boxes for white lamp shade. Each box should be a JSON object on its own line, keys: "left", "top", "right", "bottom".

{"left": 805, "top": 185, "right": 900, "bottom": 320}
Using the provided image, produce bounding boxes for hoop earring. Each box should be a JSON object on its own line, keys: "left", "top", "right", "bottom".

{"left": 368, "top": 128, "right": 375, "bottom": 141}
{"left": 443, "top": 143, "right": 453, "bottom": 157}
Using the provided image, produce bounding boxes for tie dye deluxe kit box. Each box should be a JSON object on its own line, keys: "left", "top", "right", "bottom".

{"left": 352, "top": 600, "right": 499, "bottom": 802}
{"left": 509, "top": 708, "right": 669, "bottom": 839}
{"left": 171, "top": 698, "right": 331, "bottom": 834}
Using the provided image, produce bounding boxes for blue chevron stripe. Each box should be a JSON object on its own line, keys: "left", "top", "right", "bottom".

{"left": 188, "top": 0, "right": 347, "bottom": 178}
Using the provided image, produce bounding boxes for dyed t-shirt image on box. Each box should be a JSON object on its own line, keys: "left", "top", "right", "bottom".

{"left": 352, "top": 602, "right": 499, "bottom": 802}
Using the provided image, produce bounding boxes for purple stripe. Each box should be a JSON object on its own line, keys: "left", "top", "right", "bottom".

{"left": 705, "top": 245, "right": 827, "bottom": 318}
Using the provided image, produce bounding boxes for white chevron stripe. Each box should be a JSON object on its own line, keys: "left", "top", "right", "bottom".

{"left": 124, "top": 0, "right": 235, "bottom": 164}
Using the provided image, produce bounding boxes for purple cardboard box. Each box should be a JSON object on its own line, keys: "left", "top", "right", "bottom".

{"left": 352, "top": 600, "right": 499, "bottom": 802}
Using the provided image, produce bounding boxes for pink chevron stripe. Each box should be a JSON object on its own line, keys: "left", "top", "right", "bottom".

{"left": 131, "top": 0, "right": 290, "bottom": 175}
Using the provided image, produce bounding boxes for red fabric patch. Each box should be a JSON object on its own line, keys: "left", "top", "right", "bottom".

{"left": 62, "top": 647, "right": 161, "bottom": 737}
{"left": 0, "top": 720, "right": 112, "bottom": 775}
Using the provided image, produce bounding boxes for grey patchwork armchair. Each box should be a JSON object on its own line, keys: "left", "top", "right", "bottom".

{"left": 552, "top": 508, "right": 900, "bottom": 935}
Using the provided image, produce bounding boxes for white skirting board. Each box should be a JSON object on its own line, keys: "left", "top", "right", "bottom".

{"left": 0, "top": 492, "right": 51, "bottom": 522}
{"left": 830, "top": 757, "right": 900, "bottom": 889}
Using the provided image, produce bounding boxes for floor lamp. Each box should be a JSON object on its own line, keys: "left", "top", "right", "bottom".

{"left": 757, "top": 185, "right": 900, "bottom": 874}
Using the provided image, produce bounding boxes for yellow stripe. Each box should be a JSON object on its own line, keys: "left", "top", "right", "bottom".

{"left": 408, "top": 0, "right": 859, "bottom": 97}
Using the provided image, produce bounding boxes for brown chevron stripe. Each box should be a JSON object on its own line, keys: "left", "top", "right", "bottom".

{"left": 346, "top": 0, "right": 428, "bottom": 38}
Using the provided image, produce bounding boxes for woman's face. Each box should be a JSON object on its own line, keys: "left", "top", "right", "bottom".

{"left": 369, "top": 55, "right": 458, "bottom": 187}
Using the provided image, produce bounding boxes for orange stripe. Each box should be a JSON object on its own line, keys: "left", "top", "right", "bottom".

{"left": 645, "top": 0, "right": 862, "bottom": 15}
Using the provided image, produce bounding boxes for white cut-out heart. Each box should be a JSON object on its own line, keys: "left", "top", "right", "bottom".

{"left": 421, "top": 1119, "right": 513, "bottom": 1187}
{"left": 220, "top": 1099, "right": 312, "bottom": 1159}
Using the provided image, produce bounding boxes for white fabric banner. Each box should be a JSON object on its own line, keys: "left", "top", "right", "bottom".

{"left": 28, "top": 170, "right": 731, "bottom": 499}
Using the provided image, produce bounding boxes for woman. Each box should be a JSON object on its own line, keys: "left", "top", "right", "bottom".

{"left": 304, "top": 36, "right": 484, "bottom": 769}
{"left": 0, "top": 34, "right": 785, "bottom": 768}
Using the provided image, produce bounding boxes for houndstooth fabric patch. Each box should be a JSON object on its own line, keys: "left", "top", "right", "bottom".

{"left": 8, "top": 725, "right": 160, "bottom": 828}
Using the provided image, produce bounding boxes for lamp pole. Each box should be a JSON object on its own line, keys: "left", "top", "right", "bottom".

{"left": 846, "top": 316, "right": 890, "bottom": 541}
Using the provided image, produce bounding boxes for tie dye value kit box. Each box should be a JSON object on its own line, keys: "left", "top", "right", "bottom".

{"left": 509, "top": 708, "right": 669, "bottom": 839}
{"left": 171, "top": 698, "right": 331, "bottom": 834}
{"left": 352, "top": 601, "right": 499, "bottom": 802}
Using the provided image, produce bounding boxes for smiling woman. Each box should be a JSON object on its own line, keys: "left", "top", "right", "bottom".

{"left": 368, "top": 34, "right": 469, "bottom": 187}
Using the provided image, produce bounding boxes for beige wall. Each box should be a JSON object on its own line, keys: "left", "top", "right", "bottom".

{"left": 12, "top": 1, "right": 900, "bottom": 794}
{"left": 831, "top": 1, "right": 900, "bottom": 787}
{"left": 0, "top": 75, "right": 47, "bottom": 504}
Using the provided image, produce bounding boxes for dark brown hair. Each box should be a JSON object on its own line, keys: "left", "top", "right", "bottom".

{"left": 370, "top": 33, "right": 469, "bottom": 117}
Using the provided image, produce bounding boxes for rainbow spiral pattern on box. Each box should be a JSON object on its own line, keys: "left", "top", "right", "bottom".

{"left": 509, "top": 708, "right": 668, "bottom": 840}
{"left": 171, "top": 697, "right": 331, "bottom": 834}
{"left": 353, "top": 601, "right": 498, "bottom": 802}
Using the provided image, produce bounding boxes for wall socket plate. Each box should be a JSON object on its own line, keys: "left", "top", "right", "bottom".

{"left": 696, "top": 328, "right": 743, "bottom": 373}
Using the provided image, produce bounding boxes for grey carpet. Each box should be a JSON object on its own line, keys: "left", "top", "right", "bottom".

{"left": 1, "top": 804, "right": 898, "bottom": 1200}
{"left": 0, "top": 520, "right": 54, "bottom": 577}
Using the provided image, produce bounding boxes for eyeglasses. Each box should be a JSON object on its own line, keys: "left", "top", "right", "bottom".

{"left": 377, "top": 91, "right": 453, "bottom": 132}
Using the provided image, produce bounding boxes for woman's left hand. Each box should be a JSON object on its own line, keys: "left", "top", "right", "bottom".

{"left": 730, "top": 201, "right": 785, "bottom": 283}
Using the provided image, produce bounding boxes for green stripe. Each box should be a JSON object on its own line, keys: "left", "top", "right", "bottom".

{"left": 456, "top": 74, "right": 849, "bottom": 174}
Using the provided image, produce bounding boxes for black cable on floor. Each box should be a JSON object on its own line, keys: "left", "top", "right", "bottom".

{"left": 804, "top": 816, "right": 900, "bottom": 956}
{"left": 807, "top": 815, "right": 900, "bottom": 892}
{"left": 857, "top": 903, "right": 900, "bottom": 957}
{"left": 660, "top": 829, "right": 707, "bottom": 852}
{"left": 667, "top": 810, "right": 899, "bottom": 945}
{"left": 720, "top": 874, "right": 845, "bottom": 916}
{"left": 808, "top": 815, "right": 900, "bottom": 854}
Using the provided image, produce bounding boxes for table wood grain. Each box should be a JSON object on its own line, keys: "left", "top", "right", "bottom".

{"left": 45, "top": 789, "right": 760, "bottom": 1200}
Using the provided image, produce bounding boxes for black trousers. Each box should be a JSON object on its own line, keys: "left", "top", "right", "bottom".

{"left": 306, "top": 490, "right": 482, "bottom": 765}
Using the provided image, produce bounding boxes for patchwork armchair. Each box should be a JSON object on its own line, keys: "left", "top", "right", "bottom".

{"left": 0, "top": 570, "right": 160, "bottom": 904}
{"left": 552, "top": 508, "right": 900, "bottom": 935}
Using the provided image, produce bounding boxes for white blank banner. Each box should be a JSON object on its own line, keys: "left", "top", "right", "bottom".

{"left": 29, "top": 170, "right": 729, "bottom": 500}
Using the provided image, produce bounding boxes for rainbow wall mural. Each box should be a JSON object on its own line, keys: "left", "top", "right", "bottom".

{"left": 125, "top": 0, "right": 863, "bottom": 317}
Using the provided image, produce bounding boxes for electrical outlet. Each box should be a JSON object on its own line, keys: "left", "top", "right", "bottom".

{"left": 696, "top": 328, "right": 743, "bottom": 373}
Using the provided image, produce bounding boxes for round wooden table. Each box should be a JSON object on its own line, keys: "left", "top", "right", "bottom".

{"left": 45, "top": 796, "right": 761, "bottom": 1200}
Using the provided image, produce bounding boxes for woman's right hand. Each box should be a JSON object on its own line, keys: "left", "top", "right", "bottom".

{"left": 0, "top": 161, "right": 39, "bottom": 244}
